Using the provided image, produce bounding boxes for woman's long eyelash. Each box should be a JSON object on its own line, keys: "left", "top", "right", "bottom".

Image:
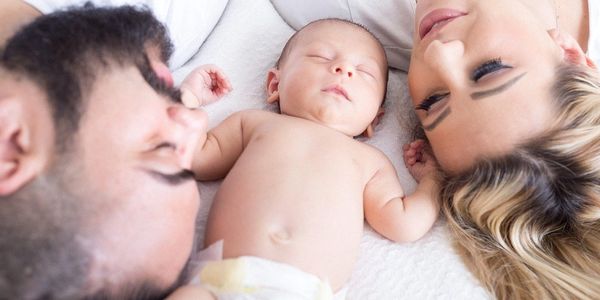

{"left": 471, "top": 58, "right": 512, "bottom": 82}
{"left": 416, "top": 92, "right": 449, "bottom": 111}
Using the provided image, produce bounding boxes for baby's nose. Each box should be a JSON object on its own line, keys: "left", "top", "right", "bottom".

{"left": 332, "top": 62, "right": 355, "bottom": 78}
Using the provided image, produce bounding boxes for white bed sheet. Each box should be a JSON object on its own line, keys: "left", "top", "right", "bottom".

{"left": 172, "top": 0, "right": 490, "bottom": 299}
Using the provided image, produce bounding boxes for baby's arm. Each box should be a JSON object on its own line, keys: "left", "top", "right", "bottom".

{"left": 192, "top": 111, "right": 247, "bottom": 180}
{"left": 180, "top": 64, "right": 232, "bottom": 108}
{"left": 363, "top": 147, "right": 440, "bottom": 243}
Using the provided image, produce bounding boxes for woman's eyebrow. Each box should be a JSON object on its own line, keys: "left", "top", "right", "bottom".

{"left": 470, "top": 72, "right": 527, "bottom": 100}
{"left": 423, "top": 107, "right": 451, "bottom": 131}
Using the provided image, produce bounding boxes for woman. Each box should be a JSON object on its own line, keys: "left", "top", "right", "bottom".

{"left": 408, "top": 0, "right": 600, "bottom": 299}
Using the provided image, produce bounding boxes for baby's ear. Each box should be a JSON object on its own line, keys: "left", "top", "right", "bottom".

{"left": 549, "top": 29, "right": 597, "bottom": 69}
{"left": 266, "top": 68, "right": 280, "bottom": 104}
{"left": 361, "top": 108, "right": 385, "bottom": 138}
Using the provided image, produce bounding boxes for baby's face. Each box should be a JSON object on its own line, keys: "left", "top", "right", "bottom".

{"left": 276, "top": 21, "right": 387, "bottom": 136}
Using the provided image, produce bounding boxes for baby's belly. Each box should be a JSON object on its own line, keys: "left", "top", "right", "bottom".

{"left": 204, "top": 170, "right": 365, "bottom": 290}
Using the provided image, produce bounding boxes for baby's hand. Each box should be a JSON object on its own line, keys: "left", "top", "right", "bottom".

{"left": 403, "top": 139, "right": 438, "bottom": 182}
{"left": 180, "top": 64, "right": 232, "bottom": 108}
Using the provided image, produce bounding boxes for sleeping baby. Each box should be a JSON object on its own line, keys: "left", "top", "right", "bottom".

{"left": 176, "top": 18, "right": 440, "bottom": 300}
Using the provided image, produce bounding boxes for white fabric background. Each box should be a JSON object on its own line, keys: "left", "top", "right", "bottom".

{"left": 24, "top": 0, "right": 229, "bottom": 69}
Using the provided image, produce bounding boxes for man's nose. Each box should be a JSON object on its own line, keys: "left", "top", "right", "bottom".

{"left": 423, "top": 39, "right": 465, "bottom": 86}
{"left": 331, "top": 60, "right": 355, "bottom": 78}
{"left": 168, "top": 105, "right": 208, "bottom": 133}
{"left": 167, "top": 105, "right": 208, "bottom": 168}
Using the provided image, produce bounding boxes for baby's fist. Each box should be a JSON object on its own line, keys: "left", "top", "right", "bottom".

{"left": 403, "top": 139, "right": 438, "bottom": 182}
{"left": 180, "top": 64, "right": 232, "bottom": 108}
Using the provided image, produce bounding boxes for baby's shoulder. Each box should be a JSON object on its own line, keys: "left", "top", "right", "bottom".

{"left": 230, "top": 109, "right": 286, "bottom": 135}
{"left": 355, "top": 141, "right": 394, "bottom": 166}
{"left": 234, "top": 109, "right": 279, "bottom": 124}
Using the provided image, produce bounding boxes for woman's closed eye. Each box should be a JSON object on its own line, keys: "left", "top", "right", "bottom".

{"left": 416, "top": 92, "right": 449, "bottom": 113}
{"left": 471, "top": 58, "right": 513, "bottom": 82}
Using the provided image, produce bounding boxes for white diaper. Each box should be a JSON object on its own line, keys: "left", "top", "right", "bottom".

{"left": 197, "top": 256, "right": 347, "bottom": 300}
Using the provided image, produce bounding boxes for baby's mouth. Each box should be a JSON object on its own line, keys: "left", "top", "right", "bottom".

{"left": 322, "top": 84, "right": 349, "bottom": 101}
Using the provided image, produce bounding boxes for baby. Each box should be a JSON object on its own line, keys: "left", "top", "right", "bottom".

{"left": 185, "top": 19, "right": 439, "bottom": 299}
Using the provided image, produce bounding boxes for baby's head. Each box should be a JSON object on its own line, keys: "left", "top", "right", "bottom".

{"left": 266, "top": 19, "right": 388, "bottom": 137}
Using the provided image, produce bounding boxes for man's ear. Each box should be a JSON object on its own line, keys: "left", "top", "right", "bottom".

{"left": 361, "top": 108, "right": 385, "bottom": 138}
{"left": 266, "top": 68, "right": 280, "bottom": 104}
{"left": 0, "top": 98, "right": 39, "bottom": 196}
{"left": 549, "top": 29, "right": 597, "bottom": 69}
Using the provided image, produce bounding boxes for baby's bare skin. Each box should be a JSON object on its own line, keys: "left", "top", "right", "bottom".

{"left": 197, "top": 110, "right": 438, "bottom": 291}
{"left": 192, "top": 20, "right": 439, "bottom": 294}
{"left": 205, "top": 111, "right": 381, "bottom": 289}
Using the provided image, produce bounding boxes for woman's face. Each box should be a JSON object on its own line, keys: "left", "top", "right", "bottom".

{"left": 409, "top": 0, "right": 563, "bottom": 174}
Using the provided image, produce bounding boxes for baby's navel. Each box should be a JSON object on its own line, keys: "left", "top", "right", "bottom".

{"left": 268, "top": 226, "right": 292, "bottom": 245}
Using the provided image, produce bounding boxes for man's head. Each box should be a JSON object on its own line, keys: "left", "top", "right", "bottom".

{"left": 266, "top": 19, "right": 389, "bottom": 137}
{"left": 0, "top": 5, "right": 207, "bottom": 299}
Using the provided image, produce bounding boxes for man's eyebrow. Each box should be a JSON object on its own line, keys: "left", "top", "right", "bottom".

{"left": 144, "top": 69, "right": 183, "bottom": 103}
{"left": 423, "top": 106, "right": 451, "bottom": 131}
{"left": 470, "top": 72, "right": 527, "bottom": 100}
{"left": 138, "top": 57, "right": 182, "bottom": 104}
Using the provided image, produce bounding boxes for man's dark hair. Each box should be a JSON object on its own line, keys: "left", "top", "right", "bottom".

{"left": 0, "top": 4, "right": 182, "bottom": 300}
{"left": 1, "top": 2, "right": 173, "bottom": 148}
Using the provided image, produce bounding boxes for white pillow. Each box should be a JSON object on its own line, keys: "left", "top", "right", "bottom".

{"left": 24, "top": 0, "right": 230, "bottom": 70}
{"left": 270, "top": 0, "right": 415, "bottom": 71}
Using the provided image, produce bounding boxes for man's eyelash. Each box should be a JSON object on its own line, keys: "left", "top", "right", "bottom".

{"left": 471, "top": 58, "right": 512, "bottom": 82}
{"left": 416, "top": 92, "right": 450, "bottom": 111}
{"left": 147, "top": 169, "right": 195, "bottom": 185}
{"left": 154, "top": 142, "right": 177, "bottom": 151}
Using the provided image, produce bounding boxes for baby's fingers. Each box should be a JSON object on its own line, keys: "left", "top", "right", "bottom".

{"left": 210, "top": 72, "right": 232, "bottom": 96}
{"left": 403, "top": 144, "right": 418, "bottom": 165}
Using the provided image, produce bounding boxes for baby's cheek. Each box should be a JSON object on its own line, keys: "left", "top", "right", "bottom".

{"left": 150, "top": 60, "right": 174, "bottom": 87}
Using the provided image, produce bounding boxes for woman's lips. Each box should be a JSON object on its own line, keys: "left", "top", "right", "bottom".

{"left": 419, "top": 8, "right": 467, "bottom": 39}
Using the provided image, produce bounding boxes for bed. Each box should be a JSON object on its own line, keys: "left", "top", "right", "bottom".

{"left": 172, "top": 0, "right": 490, "bottom": 298}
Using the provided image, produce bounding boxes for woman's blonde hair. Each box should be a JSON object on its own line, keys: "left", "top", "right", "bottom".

{"left": 441, "top": 64, "right": 600, "bottom": 299}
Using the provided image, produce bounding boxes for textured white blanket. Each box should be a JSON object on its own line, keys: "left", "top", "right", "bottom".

{"left": 172, "top": 0, "right": 490, "bottom": 298}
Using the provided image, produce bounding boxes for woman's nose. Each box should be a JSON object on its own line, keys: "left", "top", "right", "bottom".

{"left": 423, "top": 39, "right": 465, "bottom": 85}
{"left": 331, "top": 61, "right": 355, "bottom": 78}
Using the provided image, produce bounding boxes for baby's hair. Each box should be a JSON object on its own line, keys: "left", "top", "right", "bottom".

{"left": 275, "top": 18, "right": 389, "bottom": 104}
{"left": 276, "top": 18, "right": 386, "bottom": 69}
